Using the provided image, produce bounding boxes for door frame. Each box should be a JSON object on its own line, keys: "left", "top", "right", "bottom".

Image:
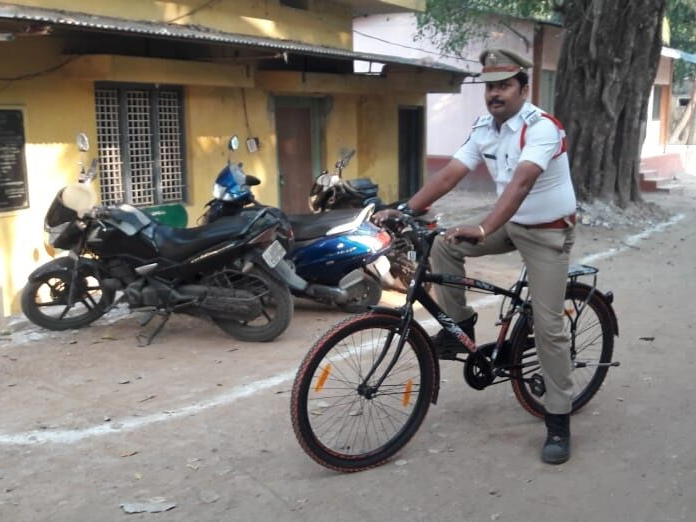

{"left": 398, "top": 104, "right": 425, "bottom": 200}
{"left": 273, "top": 96, "right": 325, "bottom": 200}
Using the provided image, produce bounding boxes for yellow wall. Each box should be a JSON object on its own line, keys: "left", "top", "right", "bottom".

{"left": 358, "top": 93, "right": 425, "bottom": 203}
{"left": 8, "top": 0, "right": 354, "bottom": 49}
{"left": 0, "top": 18, "right": 436, "bottom": 317}
{"left": 0, "top": 37, "right": 100, "bottom": 315}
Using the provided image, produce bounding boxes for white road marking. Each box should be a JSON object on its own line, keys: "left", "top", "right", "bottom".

{"left": 0, "top": 370, "right": 297, "bottom": 445}
{"left": 0, "top": 213, "right": 685, "bottom": 446}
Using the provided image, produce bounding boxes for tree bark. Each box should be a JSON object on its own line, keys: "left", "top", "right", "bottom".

{"left": 554, "top": 0, "right": 666, "bottom": 206}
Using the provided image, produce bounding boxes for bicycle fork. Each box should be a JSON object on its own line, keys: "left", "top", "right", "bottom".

{"left": 357, "top": 309, "right": 416, "bottom": 400}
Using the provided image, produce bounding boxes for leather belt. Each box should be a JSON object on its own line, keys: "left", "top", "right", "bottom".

{"left": 514, "top": 214, "right": 576, "bottom": 229}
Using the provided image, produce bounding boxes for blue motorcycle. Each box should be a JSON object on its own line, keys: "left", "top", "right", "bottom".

{"left": 200, "top": 137, "right": 392, "bottom": 312}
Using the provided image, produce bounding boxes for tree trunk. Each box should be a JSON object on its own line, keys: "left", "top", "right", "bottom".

{"left": 554, "top": 0, "right": 666, "bottom": 206}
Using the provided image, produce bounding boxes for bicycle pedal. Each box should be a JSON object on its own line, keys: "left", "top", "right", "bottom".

{"left": 530, "top": 374, "right": 545, "bottom": 397}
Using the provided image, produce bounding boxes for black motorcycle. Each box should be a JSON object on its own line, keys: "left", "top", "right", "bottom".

{"left": 308, "top": 149, "right": 436, "bottom": 291}
{"left": 21, "top": 134, "right": 294, "bottom": 344}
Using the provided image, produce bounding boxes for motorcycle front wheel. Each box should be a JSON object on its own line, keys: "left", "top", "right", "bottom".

{"left": 211, "top": 266, "right": 294, "bottom": 342}
{"left": 21, "top": 267, "right": 114, "bottom": 330}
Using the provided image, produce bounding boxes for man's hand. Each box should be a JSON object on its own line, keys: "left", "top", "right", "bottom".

{"left": 444, "top": 224, "right": 484, "bottom": 244}
{"left": 372, "top": 208, "right": 403, "bottom": 226}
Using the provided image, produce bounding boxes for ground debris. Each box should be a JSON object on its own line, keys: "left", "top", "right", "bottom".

{"left": 576, "top": 199, "right": 670, "bottom": 229}
{"left": 120, "top": 498, "right": 176, "bottom": 514}
{"left": 199, "top": 490, "right": 220, "bottom": 504}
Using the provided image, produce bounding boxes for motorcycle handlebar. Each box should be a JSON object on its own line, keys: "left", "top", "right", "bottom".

{"left": 90, "top": 207, "right": 111, "bottom": 220}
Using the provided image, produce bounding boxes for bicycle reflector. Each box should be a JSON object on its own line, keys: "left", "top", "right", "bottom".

{"left": 315, "top": 364, "right": 332, "bottom": 392}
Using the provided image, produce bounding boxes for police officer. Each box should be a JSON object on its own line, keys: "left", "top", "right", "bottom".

{"left": 374, "top": 48, "right": 577, "bottom": 464}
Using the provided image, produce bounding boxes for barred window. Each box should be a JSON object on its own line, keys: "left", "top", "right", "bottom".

{"left": 95, "top": 84, "right": 186, "bottom": 206}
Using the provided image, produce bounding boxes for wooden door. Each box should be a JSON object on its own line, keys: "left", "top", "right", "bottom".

{"left": 276, "top": 105, "right": 315, "bottom": 214}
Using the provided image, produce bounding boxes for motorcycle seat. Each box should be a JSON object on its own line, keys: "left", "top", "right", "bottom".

{"left": 153, "top": 214, "right": 256, "bottom": 261}
{"left": 288, "top": 208, "right": 366, "bottom": 241}
{"left": 345, "top": 178, "right": 378, "bottom": 197}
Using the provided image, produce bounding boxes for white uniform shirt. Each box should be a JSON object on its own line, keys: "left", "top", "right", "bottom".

{"left": 453, "top": 102, "right": 576, "bottom": 225}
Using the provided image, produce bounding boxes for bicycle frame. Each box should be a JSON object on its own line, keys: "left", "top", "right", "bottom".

{"left": 362, "top": 229, "right": 530, "bottom": 392}
{"left": 360, "top": 223, "right": 618, "bottom": 395}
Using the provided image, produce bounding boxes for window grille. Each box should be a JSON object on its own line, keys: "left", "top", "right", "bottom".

{"left": 95, "top": 89, "right": 123, "bottom": 205}
{"left": 95, "top": 84, "right": 186, "bottom": 206}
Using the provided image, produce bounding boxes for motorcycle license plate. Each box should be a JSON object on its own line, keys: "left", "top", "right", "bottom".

{"left": 262, "top": 240, "right": 286, "bottom": 268}
{"left": 373, "top": 255, "right": 391, "bottom": 276}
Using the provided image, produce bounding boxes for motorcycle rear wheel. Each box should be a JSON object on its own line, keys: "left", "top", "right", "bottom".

{"left": 21, "top": 268, "right": 114, "bottom": 331}
{"left": 212, "top": 266, "right": 294, "bottom": 342}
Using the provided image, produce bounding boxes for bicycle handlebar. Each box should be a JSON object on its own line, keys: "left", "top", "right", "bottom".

{"left": 377, "top": 213, "right": 478, "bottom": 246}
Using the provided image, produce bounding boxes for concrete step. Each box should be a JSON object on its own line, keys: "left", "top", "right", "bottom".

{"left": 641, "top": 176, "right": 683, "bottom": 193}
{"left": 655, "top": 182, "right": 684, "bottom": 195}
{"left": 640, "top": 170, "right": 679, "bottom": 192}
{"left": 640, "top": 152, "right": 685, "bottom": 179}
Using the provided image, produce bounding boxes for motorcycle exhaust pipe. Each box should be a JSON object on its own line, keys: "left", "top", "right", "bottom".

{"left": 305, "top": 284, "right": 349, "bottom": 303}
{"left": 274, "top": 259, "right": 309, "bottom": 292}
{"left": 303, "top": 269, "right": 366, "bottom": 304}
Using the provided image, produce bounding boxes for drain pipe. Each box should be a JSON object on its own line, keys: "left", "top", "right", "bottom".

{"left": 0, "top": 285, "right": 6, "bottom": 331}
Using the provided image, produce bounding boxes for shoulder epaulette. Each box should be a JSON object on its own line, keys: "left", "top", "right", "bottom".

{"left": 472, "top": 115, "right": 492, "bottom": 129}
{"left": 520, "top": 111, "right": 567, "bottom": 158}
{"left": 521, "top": 109, "right": 543, "bottom": 126}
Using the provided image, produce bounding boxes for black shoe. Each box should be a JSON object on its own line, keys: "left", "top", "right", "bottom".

{"left": 541, "top": 413, "right": 571, "bottom": 464}
{"left": 431, "top": 314, "right": 477, "bottom": 360}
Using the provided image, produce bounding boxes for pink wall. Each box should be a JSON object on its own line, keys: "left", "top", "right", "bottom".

{"left": 353, "top": 13, "right": 535, "bottom": 157}
{"left": 353, "top": 14, "right": 673, "bottom": 164}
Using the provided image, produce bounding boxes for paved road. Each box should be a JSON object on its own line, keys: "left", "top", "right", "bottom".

{"left": 1, "top": 181, "right": 695, "bottom": 521}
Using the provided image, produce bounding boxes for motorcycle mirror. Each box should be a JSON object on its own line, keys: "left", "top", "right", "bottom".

{"left": 229, "top": 135, "right": 240, "bottom": 151}
{"left": 76, "top": 133, "right": 90, "bottom": 152}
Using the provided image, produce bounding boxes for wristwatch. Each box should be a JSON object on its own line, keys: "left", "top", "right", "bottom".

{"left": 396, "top": 202, "right": 415, "bottom": 216}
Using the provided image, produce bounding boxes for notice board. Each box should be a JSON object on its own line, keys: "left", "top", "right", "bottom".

{"left": 0, "top": 109, "right": 29, "bottom": 211}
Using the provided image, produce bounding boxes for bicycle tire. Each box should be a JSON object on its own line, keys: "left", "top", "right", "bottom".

{"left": 291, "top": 312, "right": 436, "bottom": 472}
{"left": 510, "top": 282, "right": 615, "bottom": 418}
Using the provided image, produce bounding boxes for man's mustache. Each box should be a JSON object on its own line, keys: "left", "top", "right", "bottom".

{"left": 488, "top": 98, "right": 504, "bottom": 105}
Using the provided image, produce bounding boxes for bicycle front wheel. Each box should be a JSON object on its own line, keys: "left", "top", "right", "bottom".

{"left": 291, "top": 313, "right": 436, "bottom": 472}
{"left": 510, "top": 282, "right": 615, "bottom": 418}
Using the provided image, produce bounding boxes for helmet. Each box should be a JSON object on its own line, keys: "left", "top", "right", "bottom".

{"left": 212, "top": 163, "right": 253, "bottom": 205}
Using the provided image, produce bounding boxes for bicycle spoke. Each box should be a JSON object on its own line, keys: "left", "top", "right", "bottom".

{"left": 303, "top": 323, "right": 426, "bottom": 459}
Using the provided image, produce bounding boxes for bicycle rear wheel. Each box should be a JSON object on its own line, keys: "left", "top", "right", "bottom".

{"left": 510, "top": 282, "right": 615, "bottom": 418}
{"left": 291, "top": 313, "right": 436, "bottom": 472}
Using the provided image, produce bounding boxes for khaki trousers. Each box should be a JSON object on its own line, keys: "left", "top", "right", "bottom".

{"left": 430, "top": 212, "right": 576, "bottom": 414}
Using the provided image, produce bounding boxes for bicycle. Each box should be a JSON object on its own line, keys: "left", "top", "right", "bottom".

{"left": 290, "top": 215, "right": 620, "bottom": 472}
